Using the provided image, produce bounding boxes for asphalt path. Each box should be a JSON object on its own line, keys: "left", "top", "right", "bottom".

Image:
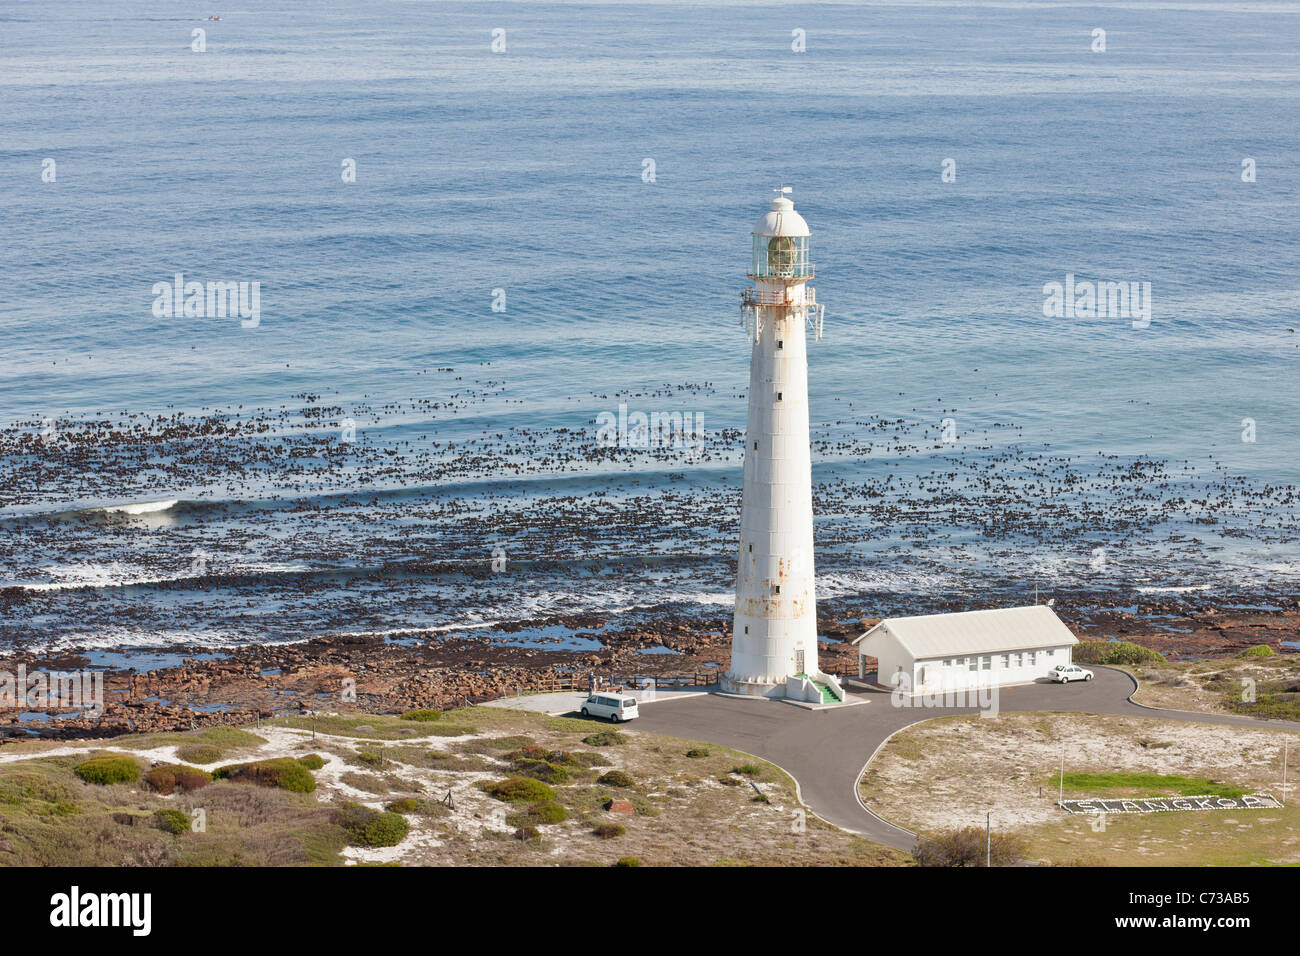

{"left": 581, "top": 668, "right": 1300, "bottom": 850}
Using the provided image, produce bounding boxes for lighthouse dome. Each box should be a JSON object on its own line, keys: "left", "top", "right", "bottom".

{"left": 752, "top": 193, "right": 810, "bottom": 238}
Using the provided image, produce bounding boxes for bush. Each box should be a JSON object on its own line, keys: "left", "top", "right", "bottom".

{"left": 592, "top": 823, "right": 625, "bottom": 839}
{"left": 1071, "top": 640, "right": 1166, "bottom": 666}
{"left": 144, "top": 764, "right": 213, "bottom": 795}
{"left": 297, "top": 753, "right": 326, "bottom": 770}
{"left": 731, "top": 764, "right": 762, "bottom": 777}
{"left": 913, "top": 828, "right": 1028, "bottom": 867}
{"left": 685, "top": 748, "right": 710, "bottom": 759}
{"left": 213, "top": 757, "right": 316, "bottom": 793}
{"left": 400, "top": 709, "right": 442, "bottom": 722}
{"left": 582, "top": 731, "right": 628, "bottom": 747}
{"left": 153, "top": 808, "right": 191, "bottom": 835}
{"left": 1239, "top": 644, "right": 1275, "bottom": 658}
{"left": 597, "top": 770, "right": 634, "bottom": 788}
{"left": 511, "top": 758, "right": 571, "bottom": 784}
{"left": 480, "top": 777, "right": 556, "bottom": 803}
{"left": 525, "top": 801, "right": 567, "bottom": 825}
{"left": 176, "top": 744, "right": 223, "bottom": 765}
{"left": 74, "top": 755, "right": 142, "bottom": 786}
{"left": 337, "top": 803, "right": 411, "bottom": 848}
{"left": 514, "top": 826, "right": 540, "bottom": 842}
{"left": 385, "top": 797, "right": 420, "bottom": 814}
{"left": 614, "top": 857, "right": 642, "bottom": 867}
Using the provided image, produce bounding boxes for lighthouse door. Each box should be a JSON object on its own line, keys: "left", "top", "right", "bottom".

{"left": 795, "top": 649, "right": 805, "bottom": 674}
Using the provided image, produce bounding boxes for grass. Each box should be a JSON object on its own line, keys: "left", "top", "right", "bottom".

{"left": 280, "top": 712, "right": 474, "bottom": 740}
{"left": 74, "top": 755, "right": 142, "bottom": 785}
{"left": 1051, "top": 771, "right": 1246, "bottom": 799}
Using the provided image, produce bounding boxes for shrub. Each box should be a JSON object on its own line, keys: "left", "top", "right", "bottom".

{"left": 751, "top": 793, "right": 770, "bottom": 804}
{"left": 525, "top": 801, "right": 567, "bottom": 825}
{"left": 357, "top": 751, "right": 386, "bottom": 767}
{"left": 592, "top": 823, "right": 625, "bottom": 839}
{"left": 213, "top": 757, "right": 316, "bottom": 793}
{"left": 913, "top": 828, "right": 1028, "bottom": 867}
{"left": 718, "top": 776, "right": 742, "bottom": 786}
{"left": 74, "top": 755, "right": 142, "bottom": 785}
{"left": 297, "top": 753, "right": 326, "bottom": 770}
{"left": 337, "top": 803, "right": 410, "bottom": 848}
{"left": 144, "top": 764, "right": 212, "bottom": 795}
{"left": 176, "top": 744, "right": 223, "bottom": 765}
{"left": 514, "top": 826, "right": 540, "bottom": 842}
{"left": 614, "top": 857, "right": 641, "bottom": 867}
{"left": 582, "top": 731, "right": 628, "bottom": 747}
{"left": 731, "top": 764, "right": 762, "bottom": 777}
{"left": 1071, "top": 640, "right": 1166, "bottom": 666}
{"left": 511, "top": 758, "right": 571, "bottom": 784}
{"left": 685, "top": 748, "right": 710, "bottom": 759}
{"left": 400, "top": 709, "right": 442, "bottom": 722}
{"left": 597, "top": 770, "right": 634, "bottom": 788}
{"left": 1239, "top": 644, "right": 1275, "bottom": 658}
{"left": 385, "top": 797, "right": 420, "bottom": 814}
{"left": 480, "top": 777, "right": 556, "bottom": 803}
{"left": 153, "top": 808, "right": 191, "bottom": 835}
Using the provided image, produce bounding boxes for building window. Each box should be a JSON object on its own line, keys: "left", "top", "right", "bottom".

{"left": 1028, "top": 651, "right": 1037, "bottom": 665}
{"left": 942, "top": 659, "right": 951, "bottom": 667}
{"left": 981, "top": 656, "right": 991, "bottom": 670}
{"left": 968, "top": 658, "right": 978, "bottom": 672}
{"left": 1014, "top": 653, "right": 1022, "bottom": 667}
{"left": 1000, "top": 654, "right": 1009, "bottom": 668}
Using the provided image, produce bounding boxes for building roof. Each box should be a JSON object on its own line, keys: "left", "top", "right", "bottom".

{"left": 852, "top": 605, "right": 1078, "bottom": 659}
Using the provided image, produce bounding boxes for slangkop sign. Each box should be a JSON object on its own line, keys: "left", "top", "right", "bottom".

{"left": 1060, "top": 793, "right": 1281, "bottom": 814}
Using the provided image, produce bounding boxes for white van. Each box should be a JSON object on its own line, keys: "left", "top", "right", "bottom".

{"left": 581, "top": 693, "right": 639, "bottom": 723}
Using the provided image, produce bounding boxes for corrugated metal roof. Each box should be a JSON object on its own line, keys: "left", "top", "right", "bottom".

{"left": 852, "top": 605, "right": 1078, "bottom": 659}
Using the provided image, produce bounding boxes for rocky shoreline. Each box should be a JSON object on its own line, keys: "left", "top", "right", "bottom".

{"left": 3, "top": 594, "right": 1296, "bottom": 742}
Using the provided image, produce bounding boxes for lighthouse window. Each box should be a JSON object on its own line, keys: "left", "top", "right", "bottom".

{"left": 777, "top": 340, "right": 784, "bottom": 349}
{"left": 776, "top": 392, "right": 783, "bottom": 401}
{"left": 753, "top": 441, "right": 758, "bottom": 450}
{"left": 744, "top": 626, "right": 749, "bottom": 634}
{"left": 748, "top": 544, "right": 753, "bottom": 552}
{"left": 773, "top": 585, "right": 780, "bottom": 594}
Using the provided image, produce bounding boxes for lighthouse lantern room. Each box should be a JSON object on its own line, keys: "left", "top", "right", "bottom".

{"left": 723, "top": 189, "right": 839, "bottom": 704}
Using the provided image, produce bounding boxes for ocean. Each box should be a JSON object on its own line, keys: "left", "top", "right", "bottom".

{"left": 1, "top": 0, "right": 1298, "bottom": 652}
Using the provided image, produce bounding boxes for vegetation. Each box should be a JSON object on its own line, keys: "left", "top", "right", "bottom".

{"left": 510, "top": 800, "right": 568, "bottom": 826}
{"left": 913, "top": 827, "right": 1028, "bottom": 867}
{"left": 685, "top": 748, "right": 710, "bottom": 758}
{"left": 214, "top": 757, "right": 317, "bottom": 793}
{"left": 1051, "top": 771, "right": 1245, "bottom": 798}
{"left": 1238, "top": 644, "right": 1276, "bottom": 658}
{"left": 1072, "top": 640, "right": 1166, "bottom": 666}
{"left": 592, "top": 822, "right": 625, "bottom": 839}
{"left": 297, "top": 753, "right": 326, "bottom": 770}
{"left": 731, "top": 764, "right": 763, "bottom": 777}
{"left": 400, "top": 709, "right": 442, "bottom": 722}
{"left": 144, "top": 764, "right": 212, "bottom": 795}
{"left": 597, "top": 770, "right": 634, "bottom": 788}
{"left": 153, "top": 808, "right": 191, "bottom": 835}
{"left": 74, "top": 755, "right": 142, "bottom": 785}
{"left": 582, "top": 731, "right": 628, "bottom": 747}
{"left": 614, "top": 857, "right": 642, "bottom": 867}
{"left": 337, "top": 803, "right": 410, "bottom": 848}
{"left": 480, "top": 777, "right": 556, "bottom": 803}
{"left": 385, "top": 797, "right": 420, "bottom": 814}
{"left": 175, "top": 744, "right": 223, "bottom": 765}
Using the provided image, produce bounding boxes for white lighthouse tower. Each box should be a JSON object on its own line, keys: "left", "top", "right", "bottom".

{"left": 722, "top": 189, "right": 837, "bottom": 702}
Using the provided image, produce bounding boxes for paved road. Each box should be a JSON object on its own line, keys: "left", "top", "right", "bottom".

{"left": 616, "top": 668, "right": 1300, "bottom": 850}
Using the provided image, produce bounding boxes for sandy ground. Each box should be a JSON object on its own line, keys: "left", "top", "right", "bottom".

{"left": 860, "top": 712, "right": 1297, "bottom": 832}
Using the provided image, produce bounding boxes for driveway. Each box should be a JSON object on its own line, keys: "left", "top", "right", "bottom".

{"left": 627, "top": 668, "right": 1300, "bottom": 850}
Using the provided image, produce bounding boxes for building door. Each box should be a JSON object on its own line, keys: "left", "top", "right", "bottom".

{"left": 795, "top": 648, "right": 805, "bottom": 674}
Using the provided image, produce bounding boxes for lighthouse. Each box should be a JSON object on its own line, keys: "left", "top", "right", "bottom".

{"left": 723, "top": 189, "right": 837, "bottom": 703}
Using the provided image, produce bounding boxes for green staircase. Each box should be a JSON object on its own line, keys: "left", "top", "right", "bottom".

{"left": 794, "top": 675, "right": 840, "bottom": 704}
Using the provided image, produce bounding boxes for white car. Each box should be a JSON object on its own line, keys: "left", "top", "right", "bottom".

{"left": 581, "top": 694, "right": 639, "bottom": 722}
{"left": 1050, "top": 664, "right": 1094, "bottom": 683}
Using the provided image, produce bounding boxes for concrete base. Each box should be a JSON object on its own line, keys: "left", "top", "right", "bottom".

{"left": 720, "top": 672, "right": 786, "bottom": 699}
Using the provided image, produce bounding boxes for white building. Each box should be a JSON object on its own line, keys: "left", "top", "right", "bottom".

{"left": 851, "top": 605, "right": 1079, "bottom": 693}
{"left": 722, "top": 189, "right": 838, "bottom": 704}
